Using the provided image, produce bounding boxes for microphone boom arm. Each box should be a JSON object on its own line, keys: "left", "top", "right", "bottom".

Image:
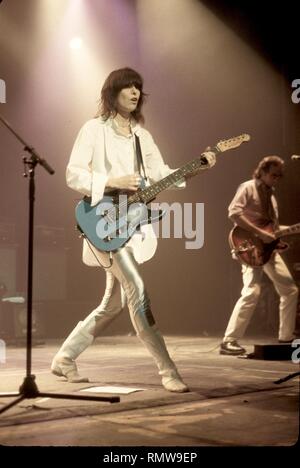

{"left": 0, "top": 113, "right": 55, "bottom": 175}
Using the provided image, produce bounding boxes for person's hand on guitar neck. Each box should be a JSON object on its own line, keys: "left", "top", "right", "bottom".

{"left": 201, "top": 150, "right": 217, "bottom": 168}
{"left": 185, "top": 148, "right": 217, "bottom": 180}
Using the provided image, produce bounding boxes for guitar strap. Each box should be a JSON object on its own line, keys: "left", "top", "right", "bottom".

{"left": 257, "top": 182, "right": 277, "bottom": 225}
{"left": 83, "top": 133, "right": 147, "bottom": 269}
{"left": 135, "top": 134, "right": 148, "bottom": 182}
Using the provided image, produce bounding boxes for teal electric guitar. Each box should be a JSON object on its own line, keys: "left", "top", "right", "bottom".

{"left": 75, "top": 133, "right": 250, "bottom": 252}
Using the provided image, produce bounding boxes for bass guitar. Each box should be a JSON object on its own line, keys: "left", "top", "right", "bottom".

{"left": 229, "top": 222, "right": 300, "bottom": 267}
{"left": 76, "top": 133, "right": 250, "bottom": 252}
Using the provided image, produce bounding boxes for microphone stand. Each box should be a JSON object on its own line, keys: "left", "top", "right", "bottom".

{"left": 0, "top": 115, "right": 119, "bottom": 415}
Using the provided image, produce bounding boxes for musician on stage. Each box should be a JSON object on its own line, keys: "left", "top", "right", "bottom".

{"left": 220, "top": 156, "right": 298, "bottom": 355}
{"left": 51, "top": 67, "right": 216, "bottom": 390}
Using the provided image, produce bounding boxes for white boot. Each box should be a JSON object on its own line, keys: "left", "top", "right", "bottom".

{"left": 51, "top": 321, "right": 93, "bottom": 383}
{"left": 138, "top": 327, "right": 189, "bottom": 393}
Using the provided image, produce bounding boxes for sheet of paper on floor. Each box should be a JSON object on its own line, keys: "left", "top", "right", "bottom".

{"left": 80, "top": 386, "right": 145, "bottom": 394}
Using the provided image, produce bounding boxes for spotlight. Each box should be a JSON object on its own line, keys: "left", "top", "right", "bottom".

{"left": 69, "top": 37, "right": 83, "bottom": 49}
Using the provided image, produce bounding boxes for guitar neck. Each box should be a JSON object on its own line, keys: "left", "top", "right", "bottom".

{"left": 128, "top": 147, "right": 219, "bottom": 205}
{"left": 126, "top": 132, "right": 250, "bottom": 205}
{"left": 276, "top": 223, "right": 300, "bottom": 238}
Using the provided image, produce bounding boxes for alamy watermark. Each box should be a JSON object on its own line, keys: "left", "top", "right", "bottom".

{"left": 291, "top": 339, "right": 300, "bottom": 363}
{"left": 151, "top": 201, "right": 204, "bottom": 249}
{"left": 95, "top": 196, "right": 205, "bottom": 249}
{"left": 0, "top": 78, "right": 6, "bottom": 103}
{"left": 291, "top": 79, "right": 300, "bottom": 104}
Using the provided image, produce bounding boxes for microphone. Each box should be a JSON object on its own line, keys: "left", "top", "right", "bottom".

{"left": 291, "top": 155, "right": 300, "bottom": 161}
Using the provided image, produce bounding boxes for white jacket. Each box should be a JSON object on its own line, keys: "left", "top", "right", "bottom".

{"left": 66, "top": 117, "right": 185, "bottom": 266}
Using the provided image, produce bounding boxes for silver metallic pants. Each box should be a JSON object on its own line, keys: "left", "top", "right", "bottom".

{"left": 81, "top": 246, "right": 155, "bottom": 336}
{"left": 79, "top": 245, "right": 178, "bottom": 377}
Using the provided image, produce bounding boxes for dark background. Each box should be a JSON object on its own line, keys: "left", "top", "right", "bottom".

{"left": 0, "top": 0, "right": 299, "bottom": 339}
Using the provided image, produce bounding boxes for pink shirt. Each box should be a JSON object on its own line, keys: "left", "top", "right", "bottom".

{"left": 228, "top": 179, "right": 279, "bottom": 228}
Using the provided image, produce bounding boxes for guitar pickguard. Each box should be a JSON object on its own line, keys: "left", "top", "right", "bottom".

{"left": 76, "top": 196, "right": 164, "bottom": 251}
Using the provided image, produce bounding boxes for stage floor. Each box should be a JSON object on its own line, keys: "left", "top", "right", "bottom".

{"left": 0, "top": 335, "right": 298, "bottom": 447}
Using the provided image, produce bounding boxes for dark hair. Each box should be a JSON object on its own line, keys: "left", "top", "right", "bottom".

{"left": 253, "top": 155, "right": 284, "bottom": 179}
{"left": 96, "top": 67, "right": 147, "bottom": 123}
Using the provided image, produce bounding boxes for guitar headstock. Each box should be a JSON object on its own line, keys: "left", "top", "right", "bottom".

{"left": 215, "top": 134, "right": 250, "bottom": 153}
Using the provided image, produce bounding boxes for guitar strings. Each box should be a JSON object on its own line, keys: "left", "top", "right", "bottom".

{"left": 101, "top": 158, "right": 206, "bottom": 226}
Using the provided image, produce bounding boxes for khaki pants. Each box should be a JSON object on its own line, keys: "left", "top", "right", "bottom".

{"left": 224, "top": 253, "right": 298, "bottom": 342}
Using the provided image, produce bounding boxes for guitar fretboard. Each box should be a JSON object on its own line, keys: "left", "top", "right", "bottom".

{"left": 277, "top": 223, "right": 300, "bottom": 238}
{"left": 128, "top": 149, "right": 218, "bottom": 206}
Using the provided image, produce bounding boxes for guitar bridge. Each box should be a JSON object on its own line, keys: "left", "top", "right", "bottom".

{"left": 232, "top": 241, "right": 255, "bottom": 255}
